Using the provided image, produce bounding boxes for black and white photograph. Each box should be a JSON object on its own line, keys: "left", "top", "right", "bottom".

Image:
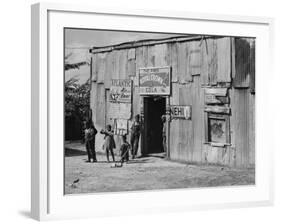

{"left": 64, "top": 28, "right": 255, "bottom": 194}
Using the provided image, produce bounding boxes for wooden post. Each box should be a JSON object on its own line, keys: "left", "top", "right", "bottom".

{"left": 140, "top": 96, "right": 145, "bottom": 156}
{"left": 166, "top": 97, "right": 171, "bottom": 159}
{"left": 89, "top": 56, "right": 93, "bottom": 121}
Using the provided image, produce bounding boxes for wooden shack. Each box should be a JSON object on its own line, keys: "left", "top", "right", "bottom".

{"left": 89, "top": 35, "right": 255, "bottom": 168}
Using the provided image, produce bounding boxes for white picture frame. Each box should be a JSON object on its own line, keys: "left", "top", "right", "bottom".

{"left": 31, "top": 2, "right": 274, "bottom": 221}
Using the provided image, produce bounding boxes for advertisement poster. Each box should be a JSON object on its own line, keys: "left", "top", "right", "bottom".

{"left": 109, "top": 79, "right": 132, "bottom": 103}
{"left": 139, "top": 67, "right": 171, "bottom": 95}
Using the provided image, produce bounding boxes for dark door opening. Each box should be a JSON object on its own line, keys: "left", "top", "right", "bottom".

{"left": 143, "top": 97, "right": 166, "bottom": 155}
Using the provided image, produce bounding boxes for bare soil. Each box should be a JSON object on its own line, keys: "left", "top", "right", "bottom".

{"left": 64, "top": 143, "right": 255, "bottom": 194}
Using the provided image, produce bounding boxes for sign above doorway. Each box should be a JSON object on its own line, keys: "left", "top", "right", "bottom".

{"left": 139, "top": 66, "right": 171, "bottom": 95}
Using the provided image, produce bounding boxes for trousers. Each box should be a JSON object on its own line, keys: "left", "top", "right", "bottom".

{"left": 130, "top": 134, "right": 140, "bottom": 158}
{"left": 86, "top": 140, "right": 96, "bottom": 161}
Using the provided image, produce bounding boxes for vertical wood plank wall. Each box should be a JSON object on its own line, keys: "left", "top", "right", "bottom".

{"left": 90, "top": 36, "right": 255, "bottom": 168}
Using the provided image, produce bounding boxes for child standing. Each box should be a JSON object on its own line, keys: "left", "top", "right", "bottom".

{"left": 120, "top": 135, "right": 130, "bottom": 163}
{"left": 84, "top": 121, "right": 97, "bottom": 162}
{"left": 100, "top": 125, "right": 116, "bottom": 162}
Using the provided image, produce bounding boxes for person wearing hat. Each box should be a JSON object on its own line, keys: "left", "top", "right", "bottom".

{"left": 84, "top": 120, "right": 98, "bottom": 162}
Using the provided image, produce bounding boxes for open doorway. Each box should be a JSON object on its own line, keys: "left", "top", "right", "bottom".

{"left": 143, "top": 97, "right": 166, "bottom": 155}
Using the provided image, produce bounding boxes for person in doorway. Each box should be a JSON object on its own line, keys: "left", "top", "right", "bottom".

{"left": 130, "top": 114, "right": 141, "bottom": 159}
{"left": 119, "top": 134, "right": 130, "bottom": 163}
{"left": 84, "top": 120, "right": 98, "bottom": 162}
{"left": 100, "top": 124, "right": 116, "bottom": 162}
{"left": 161, "top": 115, "right": 167, "bottom": 153}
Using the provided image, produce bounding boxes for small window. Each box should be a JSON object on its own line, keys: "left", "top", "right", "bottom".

{"left": 205, "top": 113, "right": 230, "bottom": 145}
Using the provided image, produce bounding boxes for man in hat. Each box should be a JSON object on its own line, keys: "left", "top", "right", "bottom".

{"left": 84, "top": 121, "right": 98, "bottom": 162}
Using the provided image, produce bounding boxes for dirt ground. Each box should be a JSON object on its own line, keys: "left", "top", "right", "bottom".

{"left": 64, "top": 142, "right": 255, "bottom": 194}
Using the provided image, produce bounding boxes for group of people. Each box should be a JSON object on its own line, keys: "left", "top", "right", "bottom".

{"left": 84, "top": 114, "right": 142, "bottom": 163}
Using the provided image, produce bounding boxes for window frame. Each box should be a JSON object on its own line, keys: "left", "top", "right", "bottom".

{"left": 204, "top": 112, "right": 231, "bottom": 145}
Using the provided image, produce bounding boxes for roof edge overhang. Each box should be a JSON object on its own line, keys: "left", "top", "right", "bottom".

{"left": 89, "top": 34, "right": 214, "bottom": 54}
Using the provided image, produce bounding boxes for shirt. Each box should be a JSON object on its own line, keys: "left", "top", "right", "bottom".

{"left": 101, "top": 129, "right": 116, "bottom": 149}
{"left": 85, "top": 128, "right": 96, "bottom": 141}
{"left": 131, "top": 121, "right": 141, "bottom": 136}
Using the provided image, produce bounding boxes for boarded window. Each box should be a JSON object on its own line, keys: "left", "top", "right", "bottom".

{"left": 205, "top": 113, "right": 230, "bottom": 144}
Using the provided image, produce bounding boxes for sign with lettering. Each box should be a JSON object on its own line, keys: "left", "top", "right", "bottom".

{"left": 170, "top": 105, "right": 191, "bottom": 120}
{"left": 109, "top": 79, "right": 132, "bottom": 103}
{"left": 139, "top": 67, "right": 171, "bottom": 95}
{"left": 108, "top": 103, "right": 131, "bottom": 119}
{"left": 113, "top": 119, "right": 128, "bottom": 136}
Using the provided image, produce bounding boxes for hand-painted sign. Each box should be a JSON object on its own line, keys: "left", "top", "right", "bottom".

{"left": 109, "top": 79, "right": 132, "bottom": 103}
{"left": 114, "top": 119, "right": 128, "bottom": 136}
{"left": 108, "top": 103, "right": 131, "bottom": 119}
{"left": 139, "top": 67, "right": 171, "bottom": 95}
{"left": 170, "top": 105, "right": 191, "bottom": 120}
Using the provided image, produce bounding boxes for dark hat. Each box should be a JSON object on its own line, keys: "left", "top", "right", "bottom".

{"left": 106, "top": 124, "right": 111, "bottom": 130}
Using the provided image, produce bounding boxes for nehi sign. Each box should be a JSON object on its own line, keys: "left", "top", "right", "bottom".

{"left": 170, "top": 105, "right": 191, "bottom": 120}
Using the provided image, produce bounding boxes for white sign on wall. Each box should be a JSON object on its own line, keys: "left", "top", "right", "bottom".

{"left": 109, "top": 79, "right": 132, "bottom": 103}
{"left": 170, "top": 105, "right": 192, "bottom": 120}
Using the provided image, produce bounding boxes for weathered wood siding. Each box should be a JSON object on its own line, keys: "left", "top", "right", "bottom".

{"left": 200, "top": 37, "right": 231, "bottom": 85}
{"left": 167, "top": 38, "right": 232, "bottom": 164}
{"left": 90, "top": 48, "right": 137, "bottom": 151}
{"left": 90, "top": 36, "right": 255, "bottom": 167}
{"left": 233, "top": 38, "right": 255, "bottom": 90}
{"left": 229, "top": 88, "right": 255, "bottom": 168}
